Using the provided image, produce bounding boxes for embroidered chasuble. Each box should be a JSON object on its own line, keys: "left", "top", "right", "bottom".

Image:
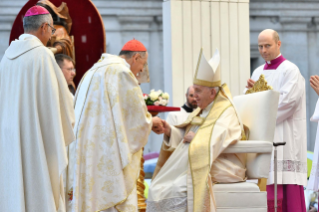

{"left": 245, "top": 55, "right": 307, "bottom": 187}
{"left": 69, "top": 54, "right": 152, "bottom": 212}
{"left": 0, "top": 34, "right": 75, "bottom": 212}
{"left": 147, "top": 84, "right": 246, "bottom": 212}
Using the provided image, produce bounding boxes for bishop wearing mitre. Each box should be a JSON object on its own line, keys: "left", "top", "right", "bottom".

{"left": 147, "top": 49, "right": 247, "bottom": 212}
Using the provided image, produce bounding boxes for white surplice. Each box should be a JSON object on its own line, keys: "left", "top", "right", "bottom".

{"left": 307, "top": 98, "right": 319, "bottom": 191}
{"left": 147, "top": 101, "right": 246, "bottom": 212}
{"left": 0, "top": 34, "right": 75, "bottom": 212}
{"left": 70, "top": 54, "right": 152, "bottom": 212}
{"left": 246, "top": 60, "right": 307, "bottom": 186}
{"left": 166, "top": 109, "right": 189, "bottom": 126}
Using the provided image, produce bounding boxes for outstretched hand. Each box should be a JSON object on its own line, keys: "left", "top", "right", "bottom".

{"left": 152, "top": 117, "right": 164, "bottom": 134}
{"left": 246, "top": 79, "right": 255, "bottom": 89}
{"left": 310, "top": 75, "right": 319, "bottom": 96}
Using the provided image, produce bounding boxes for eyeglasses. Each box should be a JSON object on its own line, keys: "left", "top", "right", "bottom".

{"left": 65, "top": 67, "right": 76, "bottom": 73}
{"left": 47, "top": 23, "right": 56, "bottom": 35}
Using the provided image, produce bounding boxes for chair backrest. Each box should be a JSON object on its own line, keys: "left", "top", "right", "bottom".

{"left": 233, "top": 90, "right": 279, "bottom": 179}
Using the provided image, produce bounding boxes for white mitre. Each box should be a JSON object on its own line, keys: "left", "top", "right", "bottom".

{"left": 193, "top": 48, "right": 220, "bottom": 87}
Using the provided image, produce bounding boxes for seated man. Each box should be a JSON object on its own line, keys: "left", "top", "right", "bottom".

{"left": 147, "top": 49, "right": 246, "bottom": 212}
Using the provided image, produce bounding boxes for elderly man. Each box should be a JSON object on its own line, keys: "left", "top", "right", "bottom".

{"left": 245, "top": 29, "right": 307, "bottom": 212}
{"left": 166, "top": 85, "right": 198, "bottom": 125}
{"left": 69, "top": 39, "right": 164, "bottom": 212}
{"left": 0, "top": 5, "right": 74, "bottom": 212}
{"left": 55, "top": 54, "right": 76, "bottom": 95}
{"left": 147, "top": 49, "right": 246, "bottom": 212}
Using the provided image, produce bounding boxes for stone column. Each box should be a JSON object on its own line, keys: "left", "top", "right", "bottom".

{"left": 163, "top": 0, "right": 251, "bottom": 106}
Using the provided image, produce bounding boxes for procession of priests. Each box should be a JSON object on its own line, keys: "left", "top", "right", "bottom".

{"left": 1, "top": 4, "right": 319, "bottom": 212}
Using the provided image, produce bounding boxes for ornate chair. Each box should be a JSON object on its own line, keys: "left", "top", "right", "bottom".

{"left": 213, "top": 89, "right": 279, "bottom": 212}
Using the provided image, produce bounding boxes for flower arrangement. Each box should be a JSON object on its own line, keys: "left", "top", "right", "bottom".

{"left": 144, "top": 89, "right": 169, "bottom": 106}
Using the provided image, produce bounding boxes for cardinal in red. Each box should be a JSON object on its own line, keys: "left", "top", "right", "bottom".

{"left": 68, "top": 39, "right": 164, "bottom": 212}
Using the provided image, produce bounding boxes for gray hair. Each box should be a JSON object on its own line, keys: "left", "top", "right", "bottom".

{"left": 204, "top": 86, "right": 219, "bottom": 94}
{"left": 23, "top": 14, "right": 52, "bottom": 33}
{"left": 119, "top": 51, "right": 146, "bottom": 59}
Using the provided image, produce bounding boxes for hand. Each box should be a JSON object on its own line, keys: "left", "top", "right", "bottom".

{"left": 152, "top": 117, "right": 164, "bottom": 134}
{"left": 183, "top": 131, "right": 195, "bottom": 143}
{"left": 309, "top": 206, "right": 317, "bottom": 212}
{"left": 310, "top": 75, "right": 319, "bottom": 96}
{"left": 162, "top": 120, "right": 171, "bottom": 137}
{"left": 246, "top": 79, "right": 255, "bottom": 89}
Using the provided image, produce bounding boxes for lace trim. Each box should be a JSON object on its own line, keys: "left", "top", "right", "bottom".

{"left": 146, "top": 197, "right": 187, "bottom": 212}
{"left": 309, "top": 163, "right": 319, "bottom": 176}
{"left": 270, "top": 160, "right": 307, "bottom": 173}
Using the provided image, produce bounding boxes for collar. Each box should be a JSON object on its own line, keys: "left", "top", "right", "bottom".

{"left": 200, "top": 100, "right": 214, "bottom": 118}
{"left": 182, "top": 104, "right": 193, "bottom": 113}
{"left": 264, "top": 54, "right": 286, "bottom": 70}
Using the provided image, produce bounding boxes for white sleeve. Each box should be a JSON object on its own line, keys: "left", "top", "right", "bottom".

{"left": 162, "top": 125, "right": 185, "bottom": 151}
{"left": 276, "top": 67, "right": 305, "bottom": 124}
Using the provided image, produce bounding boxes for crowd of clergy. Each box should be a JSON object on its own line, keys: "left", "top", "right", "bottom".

{"left": 1, "top": 5, "right": 319, "bottom": 212}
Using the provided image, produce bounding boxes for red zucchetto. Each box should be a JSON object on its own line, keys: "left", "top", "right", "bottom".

{"left": 25, "top": 5, "right": 50, "bottom": 17}
{"left": 121, "top": 39, "right": 147, "bottom": 52}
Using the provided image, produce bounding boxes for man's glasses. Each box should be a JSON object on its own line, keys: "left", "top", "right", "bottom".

{"left": 65, "top": 67, "right": 76, "bottom": 73}
{"left": 47, "top": 23, "right": 56, "bottom": 35}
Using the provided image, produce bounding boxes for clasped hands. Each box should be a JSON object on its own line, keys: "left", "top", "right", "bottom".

{"left": 152, "top": 117, "right": 195, "bottom": 143}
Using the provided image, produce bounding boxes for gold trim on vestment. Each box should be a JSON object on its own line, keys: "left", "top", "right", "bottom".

{"left": 193, "top": 79, "right": 221, "bottom": 87}
{"left": 245, "top": 74, "right": 272, "bottom": 94}
{"left": 189, "top": 84, "right": 232, "bottom": 212}
{"left": 193, "top": 48, "right": 220, "bottom": 87}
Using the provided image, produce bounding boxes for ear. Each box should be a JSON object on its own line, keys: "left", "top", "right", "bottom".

{"left": 210, "top": 88, "right": 216, "bottom": 98}
{"left": 133, "top": 53, "right": 140, "bottom": 62}
{"left": 277, "top": 40, "right": 281, "bottom": 48}
{"left": 40, "top": 23, "right": 46, "bottom": 34}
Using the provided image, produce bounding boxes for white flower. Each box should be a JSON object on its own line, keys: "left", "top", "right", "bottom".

{"left": 150, "top": 89, "right": 155, "bottom": 93}
{"left": 154, "top": 101, "right": 160, "bottom": 106}
{"left": 158, "top": 90, "right": 163, "bottom": 94}
{"left": 160, "top": 99, "right": 168, "bottom": 106}
{"left": 149, "top": 92, "right": 159, "bottom": 101}
{"left": 162, "top": 92, "right": 170, "bottom": 99}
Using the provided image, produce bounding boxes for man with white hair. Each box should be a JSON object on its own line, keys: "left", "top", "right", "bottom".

{"left": 147, "top": 49, "right": 246, "bottom": 212}
{"left": 0, "top": 5, "right": 75, "bottom": 212}
{"left": 245, "top": 29, "right": 306, "bottom": 212}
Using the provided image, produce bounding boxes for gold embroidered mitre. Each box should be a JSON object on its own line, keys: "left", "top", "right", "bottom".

{"left": 193, "top": 48, "right": 220, "bottom": 87}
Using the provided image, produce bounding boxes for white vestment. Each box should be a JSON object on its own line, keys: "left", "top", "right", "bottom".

{"left": 307, "top": 98, "right": 319, "bottom": 191}
{"left": 70, "top": 54, "right": 152, "bottom": 212}
{"left": 246, "top": 60, "right": 307, "bottom": 186}
{"left": 166, "top": 108, "right": 189, "bottom": 125}
{"left": 147, "top": 101, "right": 246, "bottom": 212}
{"left": 0, "top": 34, "right": 75, "bottom": 212}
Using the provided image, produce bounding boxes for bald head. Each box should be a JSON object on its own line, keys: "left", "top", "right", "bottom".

{"left": 259, "top": 29, "right": 280, "bottom": 43}
{"left": 186, "top": 86, "right": 197, "bottom": 109}
{"left": 258, "top": 29, "right": 281, "bottom": 61}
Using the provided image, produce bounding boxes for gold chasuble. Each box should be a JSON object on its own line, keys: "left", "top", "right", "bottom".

{"left": 70, "top": 54, "right": 152, "bottom": 212}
